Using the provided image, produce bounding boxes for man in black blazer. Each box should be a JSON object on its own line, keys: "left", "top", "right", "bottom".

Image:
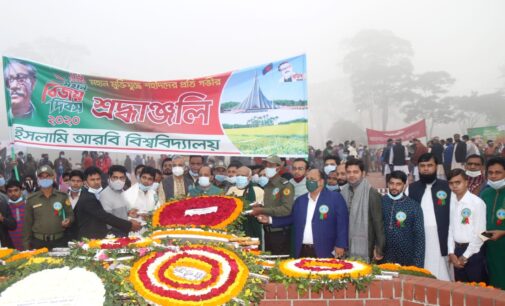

{"left": 73, "top": 167, "right": 141, "bottom": 240}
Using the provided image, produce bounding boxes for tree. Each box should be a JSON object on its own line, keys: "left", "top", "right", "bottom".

{"left": 450, "top": 91, "right": 505, "bottom": 127}
{"left": 327, "top": 119, "right": 366, "bottom": 145}
{"left": 342, "top": 30, "right": 415, "bottom": 130}
{"left": 401, "top": 71, "right": 455, "bottom": 138}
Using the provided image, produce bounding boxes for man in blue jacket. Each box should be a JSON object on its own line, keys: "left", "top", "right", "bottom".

{"left": 257, "top": 169, "right": 348, "bottom": 258}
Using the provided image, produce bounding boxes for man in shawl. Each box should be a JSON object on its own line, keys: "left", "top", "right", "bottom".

{"left": 382, "top": 171, "right": 425, "bottom": 267}
{"left": 465, "top": 154, "right": 487, "bottom": 195}
{"left": 340, "top": 159, "right": 384, "bottom": 262}
{"left": 406, "top": 153, "right": 451, "bottom": 280}
{"left": 481, "top": 157, "right": 505, "bottom": 289}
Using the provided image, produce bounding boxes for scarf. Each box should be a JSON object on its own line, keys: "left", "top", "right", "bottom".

{"left": 341, "top": 179, "right": 370, "bottom": 261}
{"left": 468, "top": 175, "right": 485, "bottom": 195}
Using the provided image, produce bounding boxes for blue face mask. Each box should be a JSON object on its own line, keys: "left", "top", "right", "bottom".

{"left": 387, "top": 192, "right": 403, "bottom": 201}
{"left": 235, "top": 176, "right": 249, "bottom": 189}
{"left": 215, "top": 174, "right": 226, "bottom": 183}
{"left": 139, "top": 183, "right": 151, "bottom": 192}
{"left": 0, "top": 177, "right": 5, "bottom": 187}
{"left": 38, "top": 178, "right": 53, "bottom": 189}
{"left": 326, "top": 184, "right": 339, "bottom": 191}
{"left": 258, "top": 176, "right": 269, "bottom": 187}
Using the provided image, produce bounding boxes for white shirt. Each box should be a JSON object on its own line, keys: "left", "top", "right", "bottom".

{"left": 302, "top": 192, "right": 320, "bottom": 244}
{"left": 447, "top": 191, "right": 486, "bottom": 258}
{"left": 124, "top": 183, "right": 159, "bottom": 212}
{"left": 68, "top": 190, "right": 81, "bottom": 209}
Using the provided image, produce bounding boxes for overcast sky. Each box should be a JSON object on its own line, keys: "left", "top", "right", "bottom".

{"left": 1, "top": 0, "right": 504, "bottom": 149}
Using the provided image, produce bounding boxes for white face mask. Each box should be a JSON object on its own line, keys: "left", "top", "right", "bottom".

{"left": 465, "top": 170, "right": 481, "bottom": 178}
{"left": 198, "top": 176, "right": 210, "bottom": 187}
{"left": 265, "top": 167, "right": 277, "bottom": 178}
{"left": 151, "top": 182, "right": 160, "bottom": 191}
{"left": 88, "top": 186, "right": 103, "bottom": 199}
{"left": 251, "top": 174, "right": 260, "bottom": 184}
{"left": 109, "top": 179, "right": 125, "bottom": 191}
{"left": 226, "top": 176, "right": 236, "bottom": 184}
{"left": 172, "top": 166, "right": 184, "bottom": 177}
{"left": 324, "top": 164, "right": 337, "bottom": 176}
{"left": 488, "top": 178, "right": 505, "bottom": 190}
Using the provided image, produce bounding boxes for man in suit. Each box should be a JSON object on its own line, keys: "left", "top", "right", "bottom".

{"left": 406, "top": 153, "right": 451, "bottom": 280}
{"left": 161, "top": 156, "right": 194, "bottom": 201}
{"left": 257, "top": 169, "right": 348, "bottom": 258}
{"left": 73, "top": 166, "right": 141, "bottom": 240}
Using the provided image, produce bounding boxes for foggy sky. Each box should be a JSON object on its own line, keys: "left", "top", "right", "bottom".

{"left": 1, "top": 0, "right": 504, "bottom": 149}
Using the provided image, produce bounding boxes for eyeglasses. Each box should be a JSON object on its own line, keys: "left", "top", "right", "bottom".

{"left": 6, "top": 73, "right": 32, "bottom": 87}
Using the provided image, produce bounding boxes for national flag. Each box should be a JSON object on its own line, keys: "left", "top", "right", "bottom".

{"left": 262, "top": 63, "right": 273, "bottom": 75}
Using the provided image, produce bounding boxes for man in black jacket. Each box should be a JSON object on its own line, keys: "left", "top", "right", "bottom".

{"left": 73, "top": 167, "right": 141, "bottom": 240}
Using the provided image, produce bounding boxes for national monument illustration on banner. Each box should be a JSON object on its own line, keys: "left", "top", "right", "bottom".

{"left": 3, "top": 55, "right": 308, "bottom": 157}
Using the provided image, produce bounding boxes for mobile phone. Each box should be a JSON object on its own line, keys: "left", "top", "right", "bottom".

{"left": 481, "top": 231, "right": 493, "bottom": 238}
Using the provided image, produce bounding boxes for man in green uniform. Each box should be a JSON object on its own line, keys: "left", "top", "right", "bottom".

{"left": 188, "top": 165, "right": 223, "bottom": 197}
{"left": 23, "top": 166, "right": 73, "bottom": 250}
{"left": 251, "top": 155, "right": 295, "bottom": 255}
{"left": 482, "top": 157, "right": 505, "bottom": 289}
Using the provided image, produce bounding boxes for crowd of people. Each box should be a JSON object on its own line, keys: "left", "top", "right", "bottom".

{"left": 0, "top": 135, "right": 504, "bottom": 290}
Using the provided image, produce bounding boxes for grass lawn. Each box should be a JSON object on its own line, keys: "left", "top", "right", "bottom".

{"left": 224, "top": 122, "right": 308, "bottom": 154}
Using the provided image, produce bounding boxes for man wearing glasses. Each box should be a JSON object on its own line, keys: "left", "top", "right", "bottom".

{"left": 4, "top": 60, "right": 37, "bottom": 119}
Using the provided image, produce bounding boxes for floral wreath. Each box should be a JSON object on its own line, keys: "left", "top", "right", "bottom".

{"left": 130, "top": 245, "right": 249, "bottom": 306}
{"left": 152, "top": 196, "right": 243, "bottom": 229}
{"left": 4, "top": 248, "right": 48, "bottom": 263}
{"left": 279, "top": 258, "right": 372, "bottom": 279}
{"left": 87, "top": 237, "right": 157, "bottom": 249}
{"left": 0, "top": 248, "right": 15, "bottom": 259}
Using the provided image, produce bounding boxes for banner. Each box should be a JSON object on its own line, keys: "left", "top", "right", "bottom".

{"left": 467, "top": 125, "right": 505, "bottom": 147}
{"left": 366, "top": 120, "right": 426, "bottom": 145}
{"left": 2, "top": 55, "right": 308, "bottom": 157}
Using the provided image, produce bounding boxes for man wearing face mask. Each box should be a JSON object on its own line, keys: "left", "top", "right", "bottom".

{"left": 125, "top": 166, "right": 160, "bottom": 217}
{"left": 406, "top": 153, "right": 451, "bottom": 280}
{"left": 481, "top": 157, "right": 505, "bottom": 289}
{"left": 188, "top": 165, "right": 223, "bottom": 197}
{"left": 99, "top": 165, "right": 130, "bottom": 237}
{"left": 464, "top": 154, "right": 486, "bottom": 195}
{"left": 251, "top": 155, "right": 295, "bottom": 255}
{"left": 23, "top": 166, "right": 73, "bottom": 250}
{"left": 213, "top": 160, "right": 228, "bottom": 189}
{"left": 74, "top": 166, "right": 141, "bottom": 239}
{"left": 289, "top": 158, "right": 309, "bottom": 199}
{"left": 326, "top": 171, "right": 340, "bottom": 192}
{"left": 257, "top": 169, "right": 348, "bottom": 258}
{"left": 227, "top": 166, "right": 265, "bottom": 244}
{"left": 186, "top": 155, "right": 204, "bottom": 184}
{"left": 161, "top": 156, "right": 194, "bottom": 200}
{"left": 323, "top": 155, "right": 340, "bottom": 179}
{"left": 6, "top": 180, "right": 26, "bottom": 250}
{"left": 382, "top": 171, "right": 425, "bottom": 267}
{"left": 252, "top": 168, "right": 270, "bottom": 189}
